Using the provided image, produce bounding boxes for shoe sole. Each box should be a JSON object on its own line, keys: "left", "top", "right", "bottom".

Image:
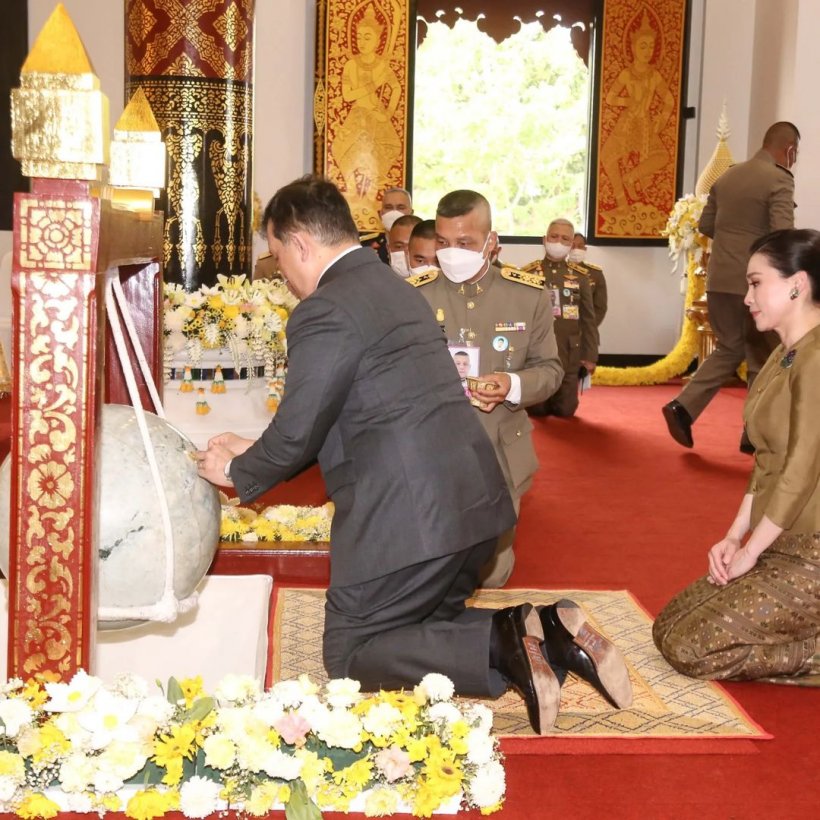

{"left": 521, "top": 606, "right": 561, "bottom": 734}
{"left": 662, "top": 405, "right": 694, "bottom": 448}
{"left": 554, "top": 603, "right": 633, "bottom": 709}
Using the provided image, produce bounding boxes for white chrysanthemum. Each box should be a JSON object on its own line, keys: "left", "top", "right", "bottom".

{"left": 136, "top": 695, "right": 175, "bottom": 727}
{"left": 77, "top": 689, "right": 139, "bottom": 749}
{"left": 44, "top": 670, "right": 102, "bottom": 713}
{"left": 361, "top": 703, "right": 404, "bottom": 739}
{"left": 465, "top": 728, "right": 495, "bottom": 765}
{"left": 0, "top": 698, "right": 33, "bottom": 738}
{"left": 0, "top": 775, "right": 18, "bottom": 804}
{"left": 317, "top": 709, "right": 363, "bottom": 750}
{"left": 270, "top": 679, "right": 308, "bottom": 709}
{"left": 180, "top": 775, "right": 222, "bottom": 818}
{"left": 165, "top": 283, "right": 187, "bottom": 306}
{"left": 97, "top": 739, "right": 149, "bottom": 782}
{"left": 427, "top": 701, "right": 463, "bottom": 726}
{"left": 467, "top": 760, "right": 506, "bottom": 808}
{"left": 241, "top": 532, "right": 260, "bottom": 542}
{"left": 91, "top": 766, "right": 125, "bottom": 795}
{"left": 295, "top": 697, "right": 330, "bottom": 734}
{"left": 250, "top": 696, "right": 285, "bottom": 727}
{"left": 58, "top": 752, "right": 95, "bottom": 793}
{"left": 63, "top": 793, "right": 95, "bottom": 813}
{"left": 217, "top": 705, "right": 267, "bottom": 743}
{"left": 236, "top": 735, "right": 278, "bottom": 773}
{"left": 165, "top": 308, "right": 187, "bottom": 332}
{"left": 215, "top": 674, "right": 261, "bottom": 705}
{"left": 464, "top": 703, "right": 494, "bottom": 733}
{"left": 203, "top": 734, "right": 236, "bottom": 770}
{"left": 110, "top": 674, "right": 150, "bottom": 700}
{"left": 324, "top": 678, "right": 362, "bottom": 709}
{"left": 418, "top": 673, "right": 455, "bottom": 703}
{"left": 265, "top": 504, "right": 298, "bottom": 524}
{"left": 262, "top": 748, "right": 304, "bottom": 781}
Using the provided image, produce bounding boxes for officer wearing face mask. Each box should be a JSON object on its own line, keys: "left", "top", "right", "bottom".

{"left": 409, "top": 190, "right": 563, "bottom": 588}
{"left": 360, "top": 186, "right": 414, "bottom": 263}
{"left": 525, "top": 219, "right": 598, "bottom": 418}
{"left": 570, "top": 232, "right": 608, "bottom": 328}
{"left": 387, "top": 214, "right": 422, "bottom": 278}
{"left": 405, "top": 219, "right": 440, "bottom": 277}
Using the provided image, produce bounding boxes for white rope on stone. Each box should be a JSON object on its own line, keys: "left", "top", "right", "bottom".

{"left": 97, "top": 265, "right": 198, "bottom": 623}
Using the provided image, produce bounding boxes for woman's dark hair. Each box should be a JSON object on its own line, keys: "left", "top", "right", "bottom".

{"left": 262, "top": 175, "right": 359, "bottom": 246}
{"left": 749, "top": 228, "right": 820, "bottom": 302}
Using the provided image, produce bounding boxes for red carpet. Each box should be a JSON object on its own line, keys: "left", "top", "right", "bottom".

{"left": 277, "top": 384, "right": 817, "bottom": 819}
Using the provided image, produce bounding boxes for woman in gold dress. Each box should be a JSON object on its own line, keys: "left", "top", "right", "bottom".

{"left": 654, "top": 229, "right": 820, "bottom": 683}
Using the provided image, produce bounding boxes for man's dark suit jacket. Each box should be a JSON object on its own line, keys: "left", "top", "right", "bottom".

{"left": 231, "top": 247, "right": 516, "bottom": 587}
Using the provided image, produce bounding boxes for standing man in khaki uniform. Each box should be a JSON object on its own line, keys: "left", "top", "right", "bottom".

{"left": 526, "top": 219, "right": 598, "bottom": 417}
{"left": 410, "top": 190, "right": 563, "bottom": 587}
{"left": 663, "top": 122, "right": 800, "bottom": 451}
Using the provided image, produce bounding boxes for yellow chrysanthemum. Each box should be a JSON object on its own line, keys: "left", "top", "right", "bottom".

{"left": 0, "top": 750, "right": 25, "bottom": 779}
{"left": 406, "top": 736, "right": 429, "bottom": 763}
{"left": 101, "top": 793, "right": 123, "bottom": 812}
{"left": 17, "top": 793, "right": 61, "bottom": 820}
{"left": 333, "top": 757, "right": 373, "bottom": 790}
{"left": 207, "top": 295, "right": 225, "bottom": 310}
{"left": 423, "top": 747, "right": 462, "bottom": 799}
{"left": 161, "top": 757, "right": 183, "bottom": 786}
{"left": 364, "top": 786, "right": 400, "bottom": 817}
{"left": 32, "top": 722, "right": 70, "bottom": 764}
{"left": 153, "top": 723, "right": 196, "bottom": 769}
{"left": 125, "top": 788, "right": 175, "bottom": 820}
{"left": 412, "top": 779, "right": 442, "bottom": 818}
{"left": 179, "top": 676, "right": 204, "bottom": 707}
{"left": 21, "top": 679, "right": 48, "bottom": 708}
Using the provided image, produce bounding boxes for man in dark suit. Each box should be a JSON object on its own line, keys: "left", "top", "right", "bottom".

{"left": 663, "top": 122, "right": 800, "bottom": 451}
{"left": 197, "top": 176, "right": 631, "bottom": 732}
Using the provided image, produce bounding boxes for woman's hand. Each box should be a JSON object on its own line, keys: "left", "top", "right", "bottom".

{"left": 725, "top": 547, "right": 759, "bottom": 582}
{"left": 707, "top": 537, "right": 740, "bottom": 585}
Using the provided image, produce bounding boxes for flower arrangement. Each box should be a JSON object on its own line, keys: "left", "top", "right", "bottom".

{"left": 164, "top": 275, "right": 299, "bottom": 375}
{"left": 661, "top": 193, "right": 710, "bottom": 270}
{"left": 0, "top": 671, "right": 505, "bottom": 818}
{"left": 220, "top": 500, "right": 334, "bottom": 543}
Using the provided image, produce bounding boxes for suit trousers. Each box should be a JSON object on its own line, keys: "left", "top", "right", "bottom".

{"left": 323, "top": 538, "right": 507, "bottom": 698}
{"left": 677, "top": 291, "right": 778, "bottom": 421}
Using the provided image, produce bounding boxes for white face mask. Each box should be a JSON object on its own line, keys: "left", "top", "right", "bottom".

{"left": 567, "top": 248, "right": 586, "bottom": 264}
{"left": 437, "top": 234, "right": 491, "bottom": 284}
{"left": 389, "top": 250, "right": 410, "bottom": 278}
{"left": 544, "top": 240, "right": 571, "bottom": 261}
{"left": 381, "top": 209, "right": 403, "bottom": 231}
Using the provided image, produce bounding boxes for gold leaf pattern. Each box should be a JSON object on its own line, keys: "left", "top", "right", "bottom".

{"left": 213, "top": 1, "right": 248, "bottom": 51}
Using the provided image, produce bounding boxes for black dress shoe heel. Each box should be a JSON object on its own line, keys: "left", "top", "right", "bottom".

{"left": 553, "top": 600, "right": 633, "bottom": 709}
{"left": 492, "top": 604, "right": 561, "bottom": 734}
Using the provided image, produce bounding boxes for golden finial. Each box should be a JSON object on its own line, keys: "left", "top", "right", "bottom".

{"left": 108, "top": 87, "right": 166, "bottom": 210}
{"left": 11, "top": 3, "right": 109, "bottom": 180}
{"left": 695, "top": 100, "right": 735, "bottom": 196}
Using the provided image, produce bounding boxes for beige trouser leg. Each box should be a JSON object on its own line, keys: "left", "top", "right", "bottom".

{"left": 478, "top": 497, "right": 520, "bottom": 588}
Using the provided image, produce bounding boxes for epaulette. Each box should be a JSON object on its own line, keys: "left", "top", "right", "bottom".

{"left": 567, "top": 261, "right": 589, "bottom": 276}
{"left": 580, "top": 260, "right": 602, "bottom": 271}
{"left": 520, "top": 260, "right": 544, "bottom": 274}
{"left": 406, "top": 268, "right": 439, "bottom": 287}
{"left": 500, "top": 265, "right": 544, "bottom": 290}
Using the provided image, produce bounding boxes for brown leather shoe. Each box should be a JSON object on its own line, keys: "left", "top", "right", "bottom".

{"left": 537, "top": 599, "right": 633, "bottom": 709}
{"left": 662, "top": 400, "right": 694, "bottom": 448}
{"left": 491, "top": 603, "right": 561, "bottom": 734}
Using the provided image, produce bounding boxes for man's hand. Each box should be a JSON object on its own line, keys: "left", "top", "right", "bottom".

{"left": 580, "top": 360, "right": 596, "bottom": 374}
{"left": 196, "top": 433, "right": 255, "bottom": 487}
{"left": 471, "top": 372, "right": 511, "bottom": 413}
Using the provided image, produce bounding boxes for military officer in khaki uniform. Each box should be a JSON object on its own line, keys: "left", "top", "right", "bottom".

{"left": 526, "top": 219, "right": 598, "bottom": 418}
{"left": 570, "top": 232, "right": 608, "bottom": 327}
{"left": 410, "top": 190, "right": 563, "bottom": 587}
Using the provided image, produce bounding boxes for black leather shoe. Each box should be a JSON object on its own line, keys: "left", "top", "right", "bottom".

{"left": 739, "top": 430, "right": 755, "bottom": 455}
{"left": 537, "top": 599, "right": 633, "bottom": 709}
{"left": 491, "top": 603, "right": 561, "bottom": 734}
{"left": 662, "top": 400, "right": 694, "bottom": 448}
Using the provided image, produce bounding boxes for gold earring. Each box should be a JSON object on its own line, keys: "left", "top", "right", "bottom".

{"left": 790, "top": 287, "right": 800, "bottom": 300}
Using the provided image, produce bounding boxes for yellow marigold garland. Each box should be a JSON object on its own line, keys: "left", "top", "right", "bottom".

{"left": 593, "top": 251, "right": 705, "bottom": 386}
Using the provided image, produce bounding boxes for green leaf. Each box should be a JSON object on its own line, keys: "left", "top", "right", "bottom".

{"left": 167, "top": 676, "right": 184, "bottom": 707}
{"left": 285, "top": 780, "right": 323, "bottom": 820}
{"left": 183, "top": 696, "right": 215, "bottom": 724}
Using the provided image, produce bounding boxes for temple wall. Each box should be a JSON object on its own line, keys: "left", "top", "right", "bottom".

{"left": 3, "top": 0, "right": 818, "bottom": 356}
